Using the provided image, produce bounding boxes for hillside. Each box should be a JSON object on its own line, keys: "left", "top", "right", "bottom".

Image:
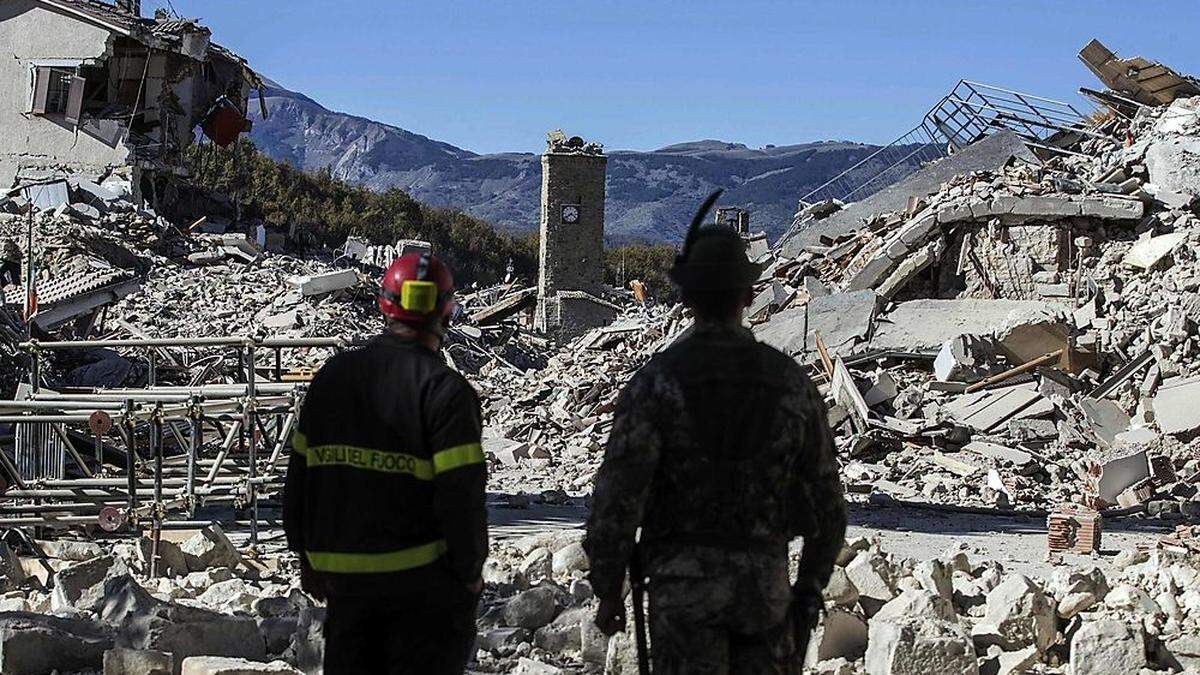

{"left": 248, "top": 82, "right": 894, "bottom": 243}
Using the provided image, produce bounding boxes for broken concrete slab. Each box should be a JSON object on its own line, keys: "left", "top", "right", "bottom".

{"left": 1123, "top": 231, "right": 1188, "bottom": 270}
{"left": 781, "top": 130, "right": 1037, "bottom": 255}
{"left": 943, "top": 382, "right": 1043, "bottom": 433}
{"left": 1087, "top": 446, "right": 1150, "bottom": 507}
{"left": 870, "top": 299, "right": 1053, "bottom": 353}
{"left": 286, "top": 270, "right": 358, "bottom": 297}
{"left": 179, "top": 656, "right": 301, "bottom": 675}
{"left": 1153, "top": 375, "right": 1200, "bottom": 436}
{"left": 754, "top": 290, "right": 880, "bottom": 361}
{"left": 877, "top": 240, "right": 940, "bottom": 299}
{"left": 1146, "top": 137, "right": 1200, "bottom": 198}
{"left": 1078, "top": 195, "right": 1145, "bottom": 220}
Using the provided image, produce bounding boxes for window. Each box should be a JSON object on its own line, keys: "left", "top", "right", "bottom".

{"left": 31, "top": 67, "right": 85, "bottom": 124}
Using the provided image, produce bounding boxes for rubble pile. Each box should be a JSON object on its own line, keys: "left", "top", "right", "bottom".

{"left": 768, "top": 536, "right": 1200, "bottom": 675}
{"left": 478, "top": 306, "right": 687, "bottom": 498}
{"left": 737, "top": 96, "right": 1200, "bottom": 517}
{"left": 0, "top": 525, "right": 314, "bottom": 674}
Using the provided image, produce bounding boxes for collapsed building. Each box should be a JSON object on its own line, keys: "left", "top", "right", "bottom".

{"left": 0, "top": 34, "right": 1195, "bottom": 675}
{"left": 0, "top": 0, "right": 262, "bottom": 207}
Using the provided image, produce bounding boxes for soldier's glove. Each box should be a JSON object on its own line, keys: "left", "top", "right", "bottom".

{"left": 595, "top": 596, "right": 627, "bottom": 636}
{"left": 789, "top": 577, "right": 824, "bottom": 659}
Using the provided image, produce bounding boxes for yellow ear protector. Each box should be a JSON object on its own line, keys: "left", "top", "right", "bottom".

{"left": 399, "top": 253, "right": 439, "bottom": 314}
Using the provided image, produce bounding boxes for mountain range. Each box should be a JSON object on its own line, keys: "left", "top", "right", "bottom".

{"left": 248, "top": 82, "right": 889, "bottom": 243}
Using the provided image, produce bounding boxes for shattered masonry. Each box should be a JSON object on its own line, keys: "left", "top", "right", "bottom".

{"left": 0, "top": 33, "right": 1200, "bottom": 675}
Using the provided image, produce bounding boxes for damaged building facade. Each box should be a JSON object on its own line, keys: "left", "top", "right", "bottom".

{"left": 0, "top": 0, "right": 261, "bottom": 206}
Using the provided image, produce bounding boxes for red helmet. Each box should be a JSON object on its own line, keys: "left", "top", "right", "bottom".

{"left": 378, "top": 252, "right": 455, "bottom": 327}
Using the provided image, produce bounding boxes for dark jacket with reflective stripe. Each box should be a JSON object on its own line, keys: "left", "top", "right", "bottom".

{"left": 283, "top": 333, "right": 487, "bottom": 595}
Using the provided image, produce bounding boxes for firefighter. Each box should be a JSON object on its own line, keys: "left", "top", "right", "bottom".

{"left": 283, "top": 252, "right": 488, "bottom": 675}
{"left": 584, "top": 192, "right": 847, "bottom": 673}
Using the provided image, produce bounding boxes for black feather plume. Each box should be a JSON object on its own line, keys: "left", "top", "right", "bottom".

{"left": 678, "top": 189, "right": 724, "bottom": 263}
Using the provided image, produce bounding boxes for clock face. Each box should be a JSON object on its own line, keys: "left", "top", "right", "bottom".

{"left": 561, "top": 205, "right": 580, "bottom": 224}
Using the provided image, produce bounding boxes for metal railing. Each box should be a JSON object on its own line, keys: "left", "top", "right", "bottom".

{"left": 0, "top": 335, "right": 355, "bottom": 574}
{"left": 800, "top": 80, "right": 1097, "bottom": 206}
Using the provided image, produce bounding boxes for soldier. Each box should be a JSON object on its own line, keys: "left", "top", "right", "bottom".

{"left": 584, "top": 192, "right": 846, "bottom": 673}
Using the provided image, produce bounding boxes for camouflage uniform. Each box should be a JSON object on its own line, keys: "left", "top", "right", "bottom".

{"left": 585, "top": 322, "right": 846, "bottom": 674}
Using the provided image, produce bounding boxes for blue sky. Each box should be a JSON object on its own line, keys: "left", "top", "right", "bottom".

{"left": 146, "top": 0, "right": 1200, "bottom": 154}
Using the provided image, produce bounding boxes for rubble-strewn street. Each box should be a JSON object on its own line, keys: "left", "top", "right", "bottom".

{"left": 0, "top": 18, "right": 1199, "bottom": 675}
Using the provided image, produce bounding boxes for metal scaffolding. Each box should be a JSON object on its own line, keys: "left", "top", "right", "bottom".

{"left": 0, "top": 335, "right": 353, "bottom": 573}
{"left": 800, "top": 80, "right": 1097, "bottom": 206}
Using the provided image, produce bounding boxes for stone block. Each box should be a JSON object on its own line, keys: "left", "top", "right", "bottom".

{"left": 197, "top": 579, "right": 258, "bottom": 614}
{"left": 884, "top": 234, "right": 911, "bottom": 261}
{"left": 551, "top": 542, "right": 588, "bottom": 578}
{"left": 114, "top": 600, "right": 267, "bottom": 671}
{"left": 0, "top": 612, "right": 113, "bottom": 674}
{"left": 256, "top": 616, "right": 298, "bottom": 656}
{"left": 180, "top": 656, "right": 300, "bottom": 675}
{"left": 865, "top": 615, "right": 978, "bottom": 675}
{"left": 179, "top": 525, "right": 241, "bottom": 572}
{"left": 823, "top": 566, "right": 859, "bottom": 608}
{"left": 104, "top": 647, "right": 173, "bottom": 675}
{"left": 52, "top": 556, "right": 131, "bottom": 614}
{"left": 503, "top": 586, "right": 558, "bottom": 629}
{"left": 805, "top": 608, "right": 867, "bottom": 666}
{"left": 911, "top": 560, "right": 954, "bottom": 602}
{"left": 844, "top": 550, "right": 896, "bottom": 616}
{"left": 512, "top": 658, "right": 563, "bottom": 675}
{"left": 0, "top": 543, "right": 26, "bottom": 591}
{"left": 289, "top": 606, "right": 324, "bottom": 675}
{"left": 533, "top": 607, "right": 587, "bottom": 654}
{"left": 477, "top": 626, "right": 531, "bottom": 654}
{"left": 1069, "top": 619, "right": 1146, "bottom": 675}
{"left": 138, "top": 538, "right": 188, "bottom": 578}
{"left": 971, "top": 575, "right": 1056, "bottom": 653}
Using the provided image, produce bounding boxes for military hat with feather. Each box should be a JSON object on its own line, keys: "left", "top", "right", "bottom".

{"left": 668, "top": 189, "right": 762, "bottom": 291}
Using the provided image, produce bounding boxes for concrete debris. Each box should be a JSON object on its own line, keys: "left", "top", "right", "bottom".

{"left": 2, "top": 37, "right": 1200, "bottom": 675}
{"left": 1068, "top": 618, "right": 1148, "bottom": 675}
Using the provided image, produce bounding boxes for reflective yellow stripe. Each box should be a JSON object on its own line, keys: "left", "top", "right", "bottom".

{"left": 305, "top": 540, "right": 447, "bottom": 573}
{"left": 305, "top": 445, "right": 435, "bottom": 480}
{"left": 291, "top": 431, "right": 309, "bottom": 457}
{"left": 433, "top": 442, "right": 485, "bottom": 475}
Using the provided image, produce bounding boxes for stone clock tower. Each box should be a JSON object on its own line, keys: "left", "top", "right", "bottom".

{"left": 535, "top": 130, "right": 618, "bottom": 336}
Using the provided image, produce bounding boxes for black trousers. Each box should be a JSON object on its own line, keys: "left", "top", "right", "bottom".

{"left": 323, "top": 571, "right": 479, "bottom": 675}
